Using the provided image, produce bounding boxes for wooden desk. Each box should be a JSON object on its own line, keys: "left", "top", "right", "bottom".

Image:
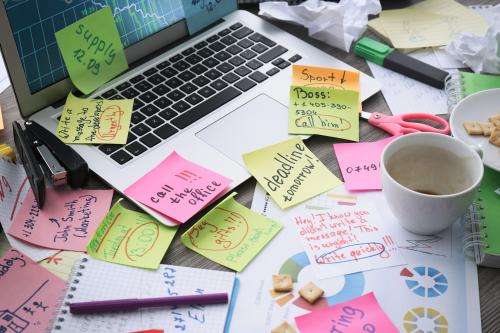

{"left": 1, "top": 1, "right": 499, "bottom": 331}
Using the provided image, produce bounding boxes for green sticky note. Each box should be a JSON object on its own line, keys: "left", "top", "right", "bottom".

{"left": 55, "top": 7, "right": 128, "bottom": 94}
{"left": 242, "top": 137, "right": 343, "bottom": 209}
{"left": 181, "top": 193, "right": 282, "bottom": 271}
{"left": 87, "top": 200, "right": 177, "bottom": 270}
{"left": 288, "top": 86, "right": 360, "bottom": 142}
{"left": 56, "top": 93, "right": 133, "bottom": 144}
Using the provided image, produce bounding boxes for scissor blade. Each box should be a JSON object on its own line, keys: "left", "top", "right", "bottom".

{"left": 360, "top": 111, "right": 371, "bottom": 120}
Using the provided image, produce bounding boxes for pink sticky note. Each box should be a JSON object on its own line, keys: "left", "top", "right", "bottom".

{"left": 8, "top": 189, "right": 114, "bottom": 251}
{"left": 295, "top": 292, "right": 398, "bottom": 333}
{"left": 333, "top": 136, "right": 398, "bottom": 191}
{"left": 0, "top": 248, "right": 66, "bottom": 333}
{"left": 124, "top": 152, "right": 231, "bottom": 223}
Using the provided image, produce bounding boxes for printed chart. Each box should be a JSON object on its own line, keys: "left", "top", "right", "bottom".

{"left": 401, "top": 266, "right": 448, "bottom": 298}
{"left": 403, "top": 307, "right": 449, "bottom": 333}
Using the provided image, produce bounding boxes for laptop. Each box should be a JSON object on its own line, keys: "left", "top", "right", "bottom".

{"left": 0, "top": 1, "right": 380, "bottom": 226}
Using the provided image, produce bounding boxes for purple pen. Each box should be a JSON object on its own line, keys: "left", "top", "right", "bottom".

{"left": 69, "top": 292, "right": 228, "bottom": 314}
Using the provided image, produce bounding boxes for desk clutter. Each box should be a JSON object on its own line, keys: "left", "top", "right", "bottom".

{"left": 0, "top": 1, "right": 499, "bottom": 333}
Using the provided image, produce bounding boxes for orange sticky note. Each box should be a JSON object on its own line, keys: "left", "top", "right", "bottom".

{"left": 292, "top": 64, "right": 360, "bottom": 91}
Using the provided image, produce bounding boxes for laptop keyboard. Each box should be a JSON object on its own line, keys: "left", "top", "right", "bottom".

{"left": 96, "top": 22, "right": 302, "bottom": 165}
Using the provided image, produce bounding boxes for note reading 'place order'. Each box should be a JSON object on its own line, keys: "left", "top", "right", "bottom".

{"left": 124, "top": 151, "right": 231, "bottom": 223}
{"left": 295, "top": 292, "right": 399, "bottom": 333}
{"left": 55, "top": 7, "right": 128, "bottom": 94}
{"left": 181, "top": 193, "right": 282, "bottom": 271}
{"left": 56, "top": 93, "right": 133, "bottom": 144}
{"left": 8, "top": 188, "right": 114, "bottom": 252}
{"left": 242, "top": 137, "right": 342, "bottom": 209}
{"left": 87, "top": 200, "right": 177, "bottom": 269}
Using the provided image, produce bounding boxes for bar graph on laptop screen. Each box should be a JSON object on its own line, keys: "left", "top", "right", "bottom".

{"left": 3, "top": 0, "right": 185, "bottom": 94}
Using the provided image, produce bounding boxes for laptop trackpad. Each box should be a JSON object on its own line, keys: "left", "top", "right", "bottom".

{"left": 196, "top": 94, "right": 292, "bottom": 167}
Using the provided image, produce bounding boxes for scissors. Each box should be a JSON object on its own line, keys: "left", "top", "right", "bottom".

{"left": 360, "top": 112, "right": 450, "bottom": 136}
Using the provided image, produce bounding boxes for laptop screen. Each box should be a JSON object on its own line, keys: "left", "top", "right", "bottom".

{"left": 3, "top": 0, "right": 185, "bottom": 94}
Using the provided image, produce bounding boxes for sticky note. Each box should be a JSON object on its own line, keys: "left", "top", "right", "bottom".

{"left": 39, "top": 251, "right": 83, "bottom": 281}
{"left": 124, "top": 151, "right": 231, "bottom": 223}
{"left": 8, "top": 188, "right": 114, "bottom": 251}
{"left": 292, "top": 65, "right": 360, "bottom": 91}
{"left": 55, "top": 7, "right": 128, "bottom": 94}
{"left": 288, "top": 86, "right": 359, "bottom": 141}
{"left": 333, "top": 136, "right": 398, "bottom": 191}
{"left": 181, "top": 193, "right": 282, "bottom": 271}
{"left": 56, "top": 93, "right": 133, "bottom": 144}
{"left": 87, "top": 200, "right": 177, "bottom": 269}
{"left": 0, "top": 248, "right": 67, "bottom": 333}
{"left": 242, "top": 137, "right": 342, "bottom": 209}
{"left": 292, "top": 203, "right": 405, "bottom": 279}
{"left": 181, "top": 0, "right": 238, "bottom": 34}
{"left": 295, "top": 292, "right": 399, "bottom": 333}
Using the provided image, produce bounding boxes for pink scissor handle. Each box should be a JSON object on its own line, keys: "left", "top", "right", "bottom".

{"left": 368, "top": 112, "right": 450, "bottom": 136}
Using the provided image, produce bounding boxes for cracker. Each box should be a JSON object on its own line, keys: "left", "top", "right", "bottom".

{"left": 272, "top": 274, "right": 293, "bottom": 292}
{"left": 489, "top": 127, "right": 500, "bottom": 147}
{"left": 271, "top": 321, "right": 297, "bottom": 333}
{"left": 488, "top": 114, "right": 500, "bottom": 128}
{"left": 463, "top": 121, "right": 483, "bottom": 135}
{"left": 298, "top": 281, "right": 324, "bottom": 304}
{"left": 479, "top": 122, "right": 495, "bottom": 136}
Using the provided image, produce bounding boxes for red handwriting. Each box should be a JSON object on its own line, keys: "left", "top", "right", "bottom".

{"left": 97, "top": 105, "right": 124, "bottom": 140}
{"left": 0, "top": 175, "right": 12, "bottom": 202}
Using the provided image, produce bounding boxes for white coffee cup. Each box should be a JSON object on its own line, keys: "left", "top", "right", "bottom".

{"left": 381, "top": 133, "right": 484, "bottom": 235}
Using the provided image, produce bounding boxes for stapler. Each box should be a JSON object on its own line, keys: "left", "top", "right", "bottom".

{"left": 12, "top": 120, "right": 89, "bottom": 209}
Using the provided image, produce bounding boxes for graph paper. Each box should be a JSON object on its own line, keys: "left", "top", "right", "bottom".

{"left": 3, "top": 0, "right": 185, "bottom": 93}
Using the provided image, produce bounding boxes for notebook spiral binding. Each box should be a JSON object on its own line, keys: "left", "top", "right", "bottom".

{"left": 444, "top": 72, "right": 463, "bottom": 112}
{"left": 462, "top": 200, "right": 486, "bottom": 265}
{"left": 49, "top": 256, "right": 88, "bottom": 331}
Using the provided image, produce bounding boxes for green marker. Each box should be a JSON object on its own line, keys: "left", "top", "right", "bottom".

{"left": 355, "top": 37, "right": 448, "bottom": 89}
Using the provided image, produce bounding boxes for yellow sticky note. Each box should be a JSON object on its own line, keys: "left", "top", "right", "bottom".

{"left": 181, "top": 193, "right": 282, "bottom": 271}
{"left": 56, "top": 93, "right": 133, "bottom": 144}
{"left": 39, "top": 251, "right": 83, "bottom": 281}
{"left": 242, "top": 138, "right": 343, "bottom": 209}
{"left": 55, "top": 7, "right": 128, "bottom": 94}
{"left": 292, "top": 65, "right": 360, "bottom": 92}
{"left": 288, "top": 86, "right": 359, "bottom": 141}
{"left": 87, "top": 201, "right": 177, "bottom": 270}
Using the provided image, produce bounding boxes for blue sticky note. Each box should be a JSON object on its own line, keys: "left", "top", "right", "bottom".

{"left": 182, "top": 0, "right": 238, "bottom": 34}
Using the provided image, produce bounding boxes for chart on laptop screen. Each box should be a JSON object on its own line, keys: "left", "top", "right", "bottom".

{"left": 3, "top": 0, "right": 185, "bottom": 93}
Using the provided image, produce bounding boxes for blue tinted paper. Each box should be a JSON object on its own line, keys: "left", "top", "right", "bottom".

{"left": 182, "top": 0, "right": 237, "bottom": 34}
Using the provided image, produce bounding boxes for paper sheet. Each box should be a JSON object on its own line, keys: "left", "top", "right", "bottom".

{"left": 259, "top": 0, "right": 381, "bottom": 52}
{"left": 295, "top": 292, "right": 398, "bottom": 333}
{"left": 288, "top": 86, "right": 359, "bottom": 141}
{"left": 242, "top": 137, "right": 342, "bottom": 209}
{"left": 124, "top": 151, "right": 231, "bottom": 223}
{"left": 39, "top": 250, "right": 83, "bottom": 281}
{"left": 87, "top": 200, "right": 177, "bottom": 269}
{"left": 181, "top": 0, "right": 237, "bottom": 35}
{"left": 0, "top": 248, "right": 66, "bottom": 333}
{"left": 181, "top": 193, "right": 282, "bottom": 271}
{"left": 56, "top": 93, "right": 133, "bottom": 144}
{"left": 378, "top": 0, "right": 488, "bottom": 49}
{"left": 55, "top": 7, "right": 128, "bottom": 94}
{"left": 333, "top": 136, "right": 397, "bottom": 191}
{"left": 8, "top": 188, "right": 114, "bottom": 251}
{"left": 0, "top": 159, "right": 56, "bottom": 261}
{"left": 367, "top": 49, "right": 448, "bottom": 115}
{"left": 0, "top": 52, "right": 10, "bottom": 94}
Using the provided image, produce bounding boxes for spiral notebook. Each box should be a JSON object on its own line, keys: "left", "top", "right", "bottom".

{"left": 445, "top": 71, "right": 500, "bottom": 110}
{"left": 463, "top": 166, "right": 500, "bottom": 268}
{"left": 50, "top": 256, "right": 236, "bottom": 332}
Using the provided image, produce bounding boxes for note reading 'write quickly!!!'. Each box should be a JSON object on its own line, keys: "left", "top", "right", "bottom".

{"left": 181, "top": 193, "right": 282, "bottom": 271}
{"left": 8, "top": 188, "right": 114, "bottom": 252}
{"left": 0, "top": 248, "right": 67, "bottom": 333}
{"left": 333, "top": 136, "right": 398, "bottom": 191}
{"left": 292, "top": 203, "right": 405, "bottom": 279}
{"left": 56, "top": 93, "right": 133, "bottom": 144}
{"left": 181, "top": 0, "right": 237, "bottom": 34}
{"left": 124, "top": 152, "right": 231, "bottom": 223}
{"left": 295, "top": 292, "right": 399, "bottom": 333}
{"left": 55, "top": 7, "right": 128, "bottom": 94}
{"left": 87, "top": 200, "right": 177, "bottom": 269}
{"left": 242, "top": 137, "right": 342, "bottom": 209}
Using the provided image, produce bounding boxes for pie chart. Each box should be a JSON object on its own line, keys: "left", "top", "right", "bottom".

{"left": 403, "top": 307, "right": 448, "bottom": 333}
{"left": 400, "top": 266, "right": 448, "bottom": 298}
{"left": 278, "top": 251, "right": 365, "bottom": 311}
